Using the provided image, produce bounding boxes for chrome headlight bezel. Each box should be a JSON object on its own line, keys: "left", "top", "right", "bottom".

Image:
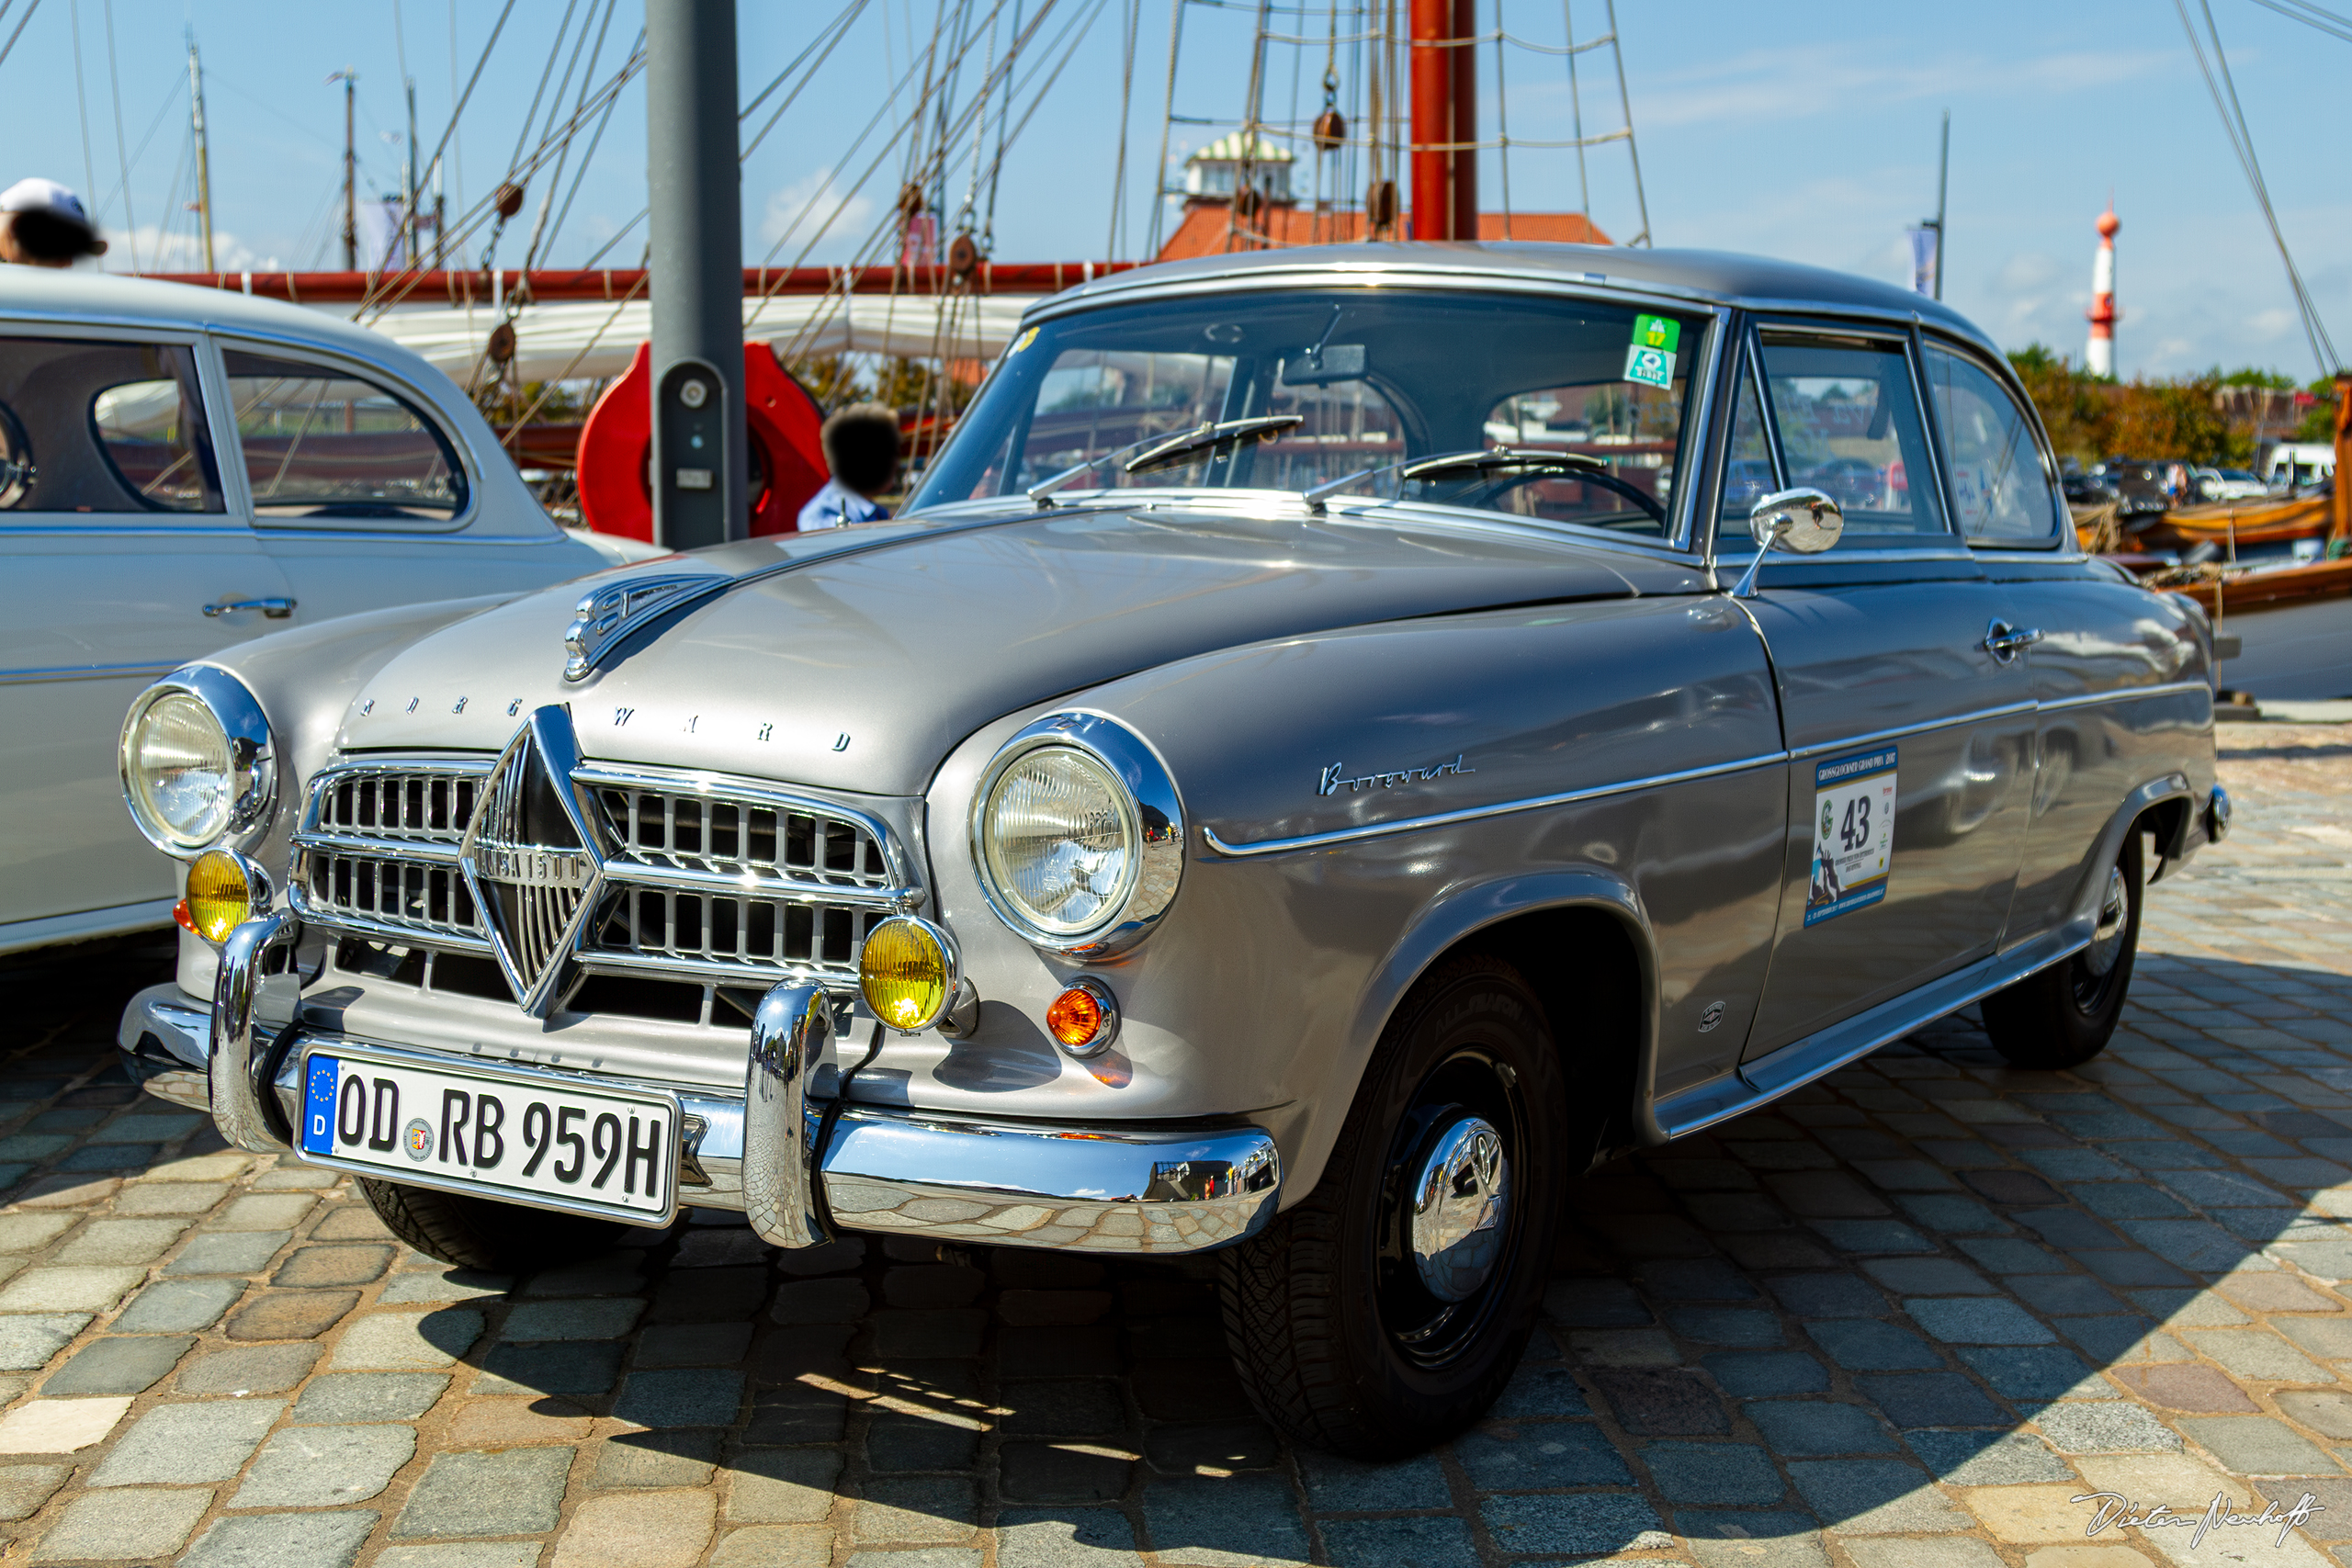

{"left": 969, "top": 712, "right": 1184, "bottom": 960}
{"left": 119, "top": 665, "right": 277, "bottom": 859}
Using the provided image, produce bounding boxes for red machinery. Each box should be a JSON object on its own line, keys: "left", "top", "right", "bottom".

{"left": 575, "top": 342, "right": 830, "bottom": 540}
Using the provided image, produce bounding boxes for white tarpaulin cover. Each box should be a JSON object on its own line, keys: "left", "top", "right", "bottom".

{"left": 346, "top": 293, "right": 1037, "bottom": 383}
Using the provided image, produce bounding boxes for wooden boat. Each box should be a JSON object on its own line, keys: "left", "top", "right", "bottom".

{"left": 2147, "top": 556, "right": 2352, "bottom": 701}
{"left": 2084, "top": 493, "right": 2330, "bottom": 554}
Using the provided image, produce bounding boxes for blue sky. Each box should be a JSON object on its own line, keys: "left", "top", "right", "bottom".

{"left": 0, "top": 0, "right": 2340, "bottom": 381}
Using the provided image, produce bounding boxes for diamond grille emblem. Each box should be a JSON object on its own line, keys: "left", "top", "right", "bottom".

{"left": 459, "top": 705, "right": 605, "bottom": 1016}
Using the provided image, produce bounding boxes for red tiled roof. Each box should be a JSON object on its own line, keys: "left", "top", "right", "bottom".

{"left": 1153, "top": 205, "right": 1611, "bottom": 261}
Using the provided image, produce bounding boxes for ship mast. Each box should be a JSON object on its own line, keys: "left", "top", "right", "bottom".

{"left": 187, "top": 35, "right": 216, "bottom": 272}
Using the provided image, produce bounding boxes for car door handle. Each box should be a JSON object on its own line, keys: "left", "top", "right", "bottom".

{"left": 1983, "top": 620, "right": 2042, "bottom": 663}
{"left": 203, "top": 597, "right": 297, "bottom": 620}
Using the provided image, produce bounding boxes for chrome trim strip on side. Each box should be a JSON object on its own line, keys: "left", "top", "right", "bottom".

{"left": 0, "top": 660, "right": 184, "bottom": 686}
{"left": 1207, "top": 680, "right": 2211, "bottom": 859}
{"left": 1787, "top": 701, "right": 2040, "bottom": 761}
{"left": 2035, "top": 679, "right": 2211, "bottom": 715}
{"left": 1203, "top": 750, "right": 1790, "bottom": 858}
{"left": 1650, "top": 919, "right": 2094, "bottom": 1141}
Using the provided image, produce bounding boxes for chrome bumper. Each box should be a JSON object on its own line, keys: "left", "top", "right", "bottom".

{"left": 129, "top": 918, "right": 1283, "bottom": 1257}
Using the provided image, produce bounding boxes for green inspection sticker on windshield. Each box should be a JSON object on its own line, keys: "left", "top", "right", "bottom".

{"left": 1623, "top": 314, "right": 1679, "bottom": 389}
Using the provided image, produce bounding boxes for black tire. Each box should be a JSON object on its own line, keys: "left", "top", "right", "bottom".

{"left": 1218, "top": 954, "right": 1574, "bottom": 1458}
{"left": 358, "top": 1179, "right": 629, "bottom": 1272}
{"left": 1981, "top": 828, "right": 2145, "bottom": 1069}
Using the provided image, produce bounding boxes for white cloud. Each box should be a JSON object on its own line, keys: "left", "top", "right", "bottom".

{"left": 1634, "top": 43, "right": 2177, "bottom": 132}
{"left": 97, "top": 225, "right": 277, "bottom": 273}
{"left": 759, "top": 167, "right": 878, "bottom": 265}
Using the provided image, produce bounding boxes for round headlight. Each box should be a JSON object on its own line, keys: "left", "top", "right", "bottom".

{"left": 119, "top": 668, "right": 276, "bottom": 857}
{"left": 859, "top": 916, "right": 958, "bottom": 1032}
{"left": 970, "top": 713, "right": 1185, "bottom": 957}
{"left": 980, "top": 747, "right": 1139, "bottom": 937}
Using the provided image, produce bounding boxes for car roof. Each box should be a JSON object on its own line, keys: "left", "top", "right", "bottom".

{"left": 1045, "top": 241, "right": 2002, "bottom": 357}
{"left": 0, "top": 265, "right": 443, "bottom": 387}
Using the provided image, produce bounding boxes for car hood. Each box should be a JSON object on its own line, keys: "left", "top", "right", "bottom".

{"left": 337, "top": 502, "right": 1668, "bottom": 795}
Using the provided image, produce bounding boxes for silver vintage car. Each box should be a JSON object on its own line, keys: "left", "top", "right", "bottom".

{"left": 114, "top": 244, "right": 2225, "bottom": 1455}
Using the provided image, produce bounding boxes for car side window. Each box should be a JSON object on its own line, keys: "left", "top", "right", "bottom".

{"left": 1716, "top": 352, "right": 1775, "bottom": 532}
{"left": 0, "top": 337, "right": 221, "bottom": 514}
{"left": 220, "top": 351, "right": 468, "bottom": 522}
{"left": 1922, "top": 345, "right": 2060, "bottom": 545}
{"left": 1756, "top": 332, "right": 1947, "bottom": 536}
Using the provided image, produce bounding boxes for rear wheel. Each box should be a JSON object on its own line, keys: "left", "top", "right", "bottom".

{"left": 358, "top": 1179, "right": 629, "bottom": 1272}
{"left": 1218, "top": 955, "right": 1574, "bottom": 1458}
{"left": 1980, "top": 828, "right": 2144, "bottom": 1069}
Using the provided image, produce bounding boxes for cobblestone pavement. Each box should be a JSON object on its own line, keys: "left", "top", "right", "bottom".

{"left": 0, "top": 727, "right": 2347, "bottom": 1568}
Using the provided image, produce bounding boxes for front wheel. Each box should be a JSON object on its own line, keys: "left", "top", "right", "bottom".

{"left": 1980, "top": 828, "right": 2144, "bottom": 1069}
{"left": 1218, "top": 955, "right": 1573, "bottom": 1458}
{"left": 358, "top": 1179, "right": 630, "bottom": 1272}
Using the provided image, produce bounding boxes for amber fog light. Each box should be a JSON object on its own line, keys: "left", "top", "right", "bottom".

{"left": 185, "top": 850, "right": 269, "bottom": 945}
{"left": 859, "top": 916, "right": 959, "bottom": 1032}
{"left": 1046, "top": 977, "right": 1120, "bottom": 1056}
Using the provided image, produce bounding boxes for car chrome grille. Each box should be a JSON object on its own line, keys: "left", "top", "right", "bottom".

{"left": 290, "top": 755, "right": 913, "bottom": 995}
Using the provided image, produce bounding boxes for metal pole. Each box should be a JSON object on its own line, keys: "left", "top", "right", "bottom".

{"left": 405, "top": 79, "right": 420, "bottom": 267}
{"left": 336, "top": 70, "right": 357, "bottom": 271}
{"left": 1932, "top": 109, "right": 1948, "bottom": 300}
{"left": 187, "top": 36, "right": 216, "bottom": 273}
{"left": 646, "top": 0, "right": 746, "bottom": 549}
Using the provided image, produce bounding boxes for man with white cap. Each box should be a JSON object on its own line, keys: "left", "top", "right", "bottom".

{"left": 0, "top": 179, "right": 108, "bottom": 267}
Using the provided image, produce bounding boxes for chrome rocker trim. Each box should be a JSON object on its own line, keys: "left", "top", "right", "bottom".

{"left": 168, "top": 921, "right": 1283, "bottom": 1257}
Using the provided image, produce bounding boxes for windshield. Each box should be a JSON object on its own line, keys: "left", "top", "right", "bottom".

{"left": 910, "top": 288, "right": 1712, "bottom": 542}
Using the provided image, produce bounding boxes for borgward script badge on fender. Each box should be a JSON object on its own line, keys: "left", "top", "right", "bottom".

{"left": 458, "top": 704, "right": 606, "bottom": 1016}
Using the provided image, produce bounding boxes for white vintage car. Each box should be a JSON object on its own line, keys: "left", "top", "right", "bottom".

{"left": 0, "top": 269, "right": 629, "bottom": 954}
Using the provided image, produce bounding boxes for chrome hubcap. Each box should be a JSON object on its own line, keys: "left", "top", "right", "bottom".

{"left": 1409, "top": 1117, "right": 1510, "bottom": 1303}
{"left": 2086, "top": 864, "right": 2130, "bottom": 977}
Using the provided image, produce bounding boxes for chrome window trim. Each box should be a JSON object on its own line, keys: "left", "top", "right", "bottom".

{"left": 995, "top": 278, "right": 1732, "bottom": 554}
{"left": 208, "top": 332, "right": 481, "bottom": 536}
{"left": 0, "top": 323, "right": 235, "bottom": 524}
{"left": 119, "top": 663, "right": 277, "bottom": 859}
{"left": 1916, "top": 333, "right": 2069, "bottom": 553}
{"left": 1747, "top": 316, "right": 1957, "bottom": 544}
{"left": 969, "top": 711, "right": 1187, "bottom": 959}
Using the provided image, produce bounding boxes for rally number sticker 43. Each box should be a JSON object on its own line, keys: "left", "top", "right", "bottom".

{"left": 1806, "top": 747, "right": 1895, "bottom": 926}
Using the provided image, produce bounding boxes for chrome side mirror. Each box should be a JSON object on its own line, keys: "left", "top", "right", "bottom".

{"left": 1733, "top": 487, "right": 1844, "bottom": 599}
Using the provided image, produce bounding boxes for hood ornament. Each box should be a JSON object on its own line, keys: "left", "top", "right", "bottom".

{"left": 564, "top": 572, "right": 727, "bottom": 682}
{"left": 458, "top": 705, "right": 606, "bottom": 1015}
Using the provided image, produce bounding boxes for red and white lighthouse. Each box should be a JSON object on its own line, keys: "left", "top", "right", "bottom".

{"left": 2086, "top": 204, "right": 2120, "bottom": 378}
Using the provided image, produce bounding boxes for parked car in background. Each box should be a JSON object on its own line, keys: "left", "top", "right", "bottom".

{"left": 2195, "top": 467, "right": 2267, "bottom": 502}
{"left": 0, "top": 269, "right": 627, "bottom": 955}
{"left": 2095, "top": 459, "right": 2175, "bottom": 522}
{"left": 2264, "top": 443, "right": 2336, "bottom": 492}
{"left": 117, "top": 243, "right": 2222, "bottom": 1456}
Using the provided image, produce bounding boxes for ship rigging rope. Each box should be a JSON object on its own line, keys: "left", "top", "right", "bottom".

{"left": 535, "top": 25, "right": 640, "bottom": 272}
{"left": 509, "top": 0, "right": 583, "bottom": 180}
{"left": 521, "top": 0, "right": 626, "bottom": 272}
{"left": 765, "top": 0, "right": 1101, "bottom": 371}
{"left": 102, "top": 0, "right": 136, "bottom": 271}
{"left": 2175, "top": 0, "right": 2339, "bottom": 375}
{"left": 353, "top": 43, "right": 643, "bottom": 321}
{"left": 2245, "top": 0, "right": 2352, "bottom": 46}
{"left": 741, "top": 0, "right": 871, "bottom": 162}
{"left": 0, "top": 0, "right": 41, "bottom": 75}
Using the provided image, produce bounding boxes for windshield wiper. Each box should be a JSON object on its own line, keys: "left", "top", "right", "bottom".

{"left": 1303, "top": 447, "right": 1604, "bottom": 512}
{"left": 1025, "top": 414, "right": 1306, "bottom": 508}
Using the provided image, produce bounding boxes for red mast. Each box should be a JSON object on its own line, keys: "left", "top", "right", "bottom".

{"left": 1409, "top": 0, "right": 1477, "bottom": 242}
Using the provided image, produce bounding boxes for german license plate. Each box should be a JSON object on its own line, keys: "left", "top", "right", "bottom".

{"left": 297, "top": 1046, "right": 678, "bottom": 1224}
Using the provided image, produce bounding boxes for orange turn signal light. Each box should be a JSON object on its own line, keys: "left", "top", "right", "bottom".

{"left": 1045, "top": 979, "right": 1118, "bottom": 1056}
{"left": 172, "top": 898, "right": 197, "bottom": 935}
